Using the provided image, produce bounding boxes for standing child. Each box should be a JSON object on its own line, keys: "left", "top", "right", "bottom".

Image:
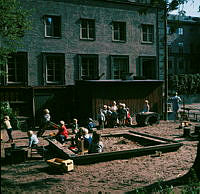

{"left": 97, "top": 108, "right": 105, "bottom": 130}
{"left": 71, "top": 118, "right": 79, "bottom": 134}
{"left": 37, "top": 108, "right": 51, "bottom": 137}
{"left": 143, "top": 100, "right": 150, "bottom": 113}
{"left": 3, "top": 116, "right": 13, "bottom": 143}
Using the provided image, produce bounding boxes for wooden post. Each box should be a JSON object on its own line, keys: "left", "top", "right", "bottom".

{"left": 183, "top": 127, "right": 191, "bottom": 137}
{"left": 194, "top": 126, "right": 200, "bottom": 136}
{"left": 80, "top": 139, "right": 84, "bottom": 155}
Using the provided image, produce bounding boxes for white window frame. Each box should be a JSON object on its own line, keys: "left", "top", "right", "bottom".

{"left": 177, "top": 27, "right": 183, "bottom": 35}
{"left": 112, "top": 21, "right": 126, "bottom": 42}
{"left": 44, "top": 15, "right": 61, "bottom": 38}
{"left": 141, "top": 24, "right": 154, "bottom": 43}
{"left": 80, "top": 19, "right": 95, "bottom": 40}
{"left": 43, "top": 53, "right": 65, "bottom": 85}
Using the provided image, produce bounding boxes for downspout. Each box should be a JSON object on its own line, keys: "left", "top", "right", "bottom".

{"left": 164, "top": 5, "right": 168, "bottom": 120}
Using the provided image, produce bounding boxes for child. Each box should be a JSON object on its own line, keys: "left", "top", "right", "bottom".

{"left": 37, "top": 108, "right": 51, "bottom": 137}
{"left": 143, "top": 100, "right": 150, "bottom": 113}
{"left": 3, "top": 116, "right": 13, "bottom": 143}
{"left": 88, "top": 131, "right": 103, "bottom": 154}
{"left": 97, "top": 108, "right": 105, "bottom": 130}
{"left": 71, "top": 118, "right": 79, "bottom": 134}
{"left": 87, "top": 118, "right": 96, "bottom": 133}
{"left": 55, "top": 120, "right": 69, "bottom": 144}
{"left": 27, "top": 130, "right": 39, "bottom": 148}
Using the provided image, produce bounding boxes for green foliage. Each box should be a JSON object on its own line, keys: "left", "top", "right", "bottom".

{"left": 0, "top": 0, "right": 31, "bottom": 77}
{"left": 0, "top": 101, "right": 20, "bottom": 130}
{"left": 169, "top": 74, "right": 200, "bottom": 95}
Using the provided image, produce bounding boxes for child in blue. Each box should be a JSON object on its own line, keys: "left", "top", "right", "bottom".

{"left": 27, "top": 130, "right": 39, "bottom": 148}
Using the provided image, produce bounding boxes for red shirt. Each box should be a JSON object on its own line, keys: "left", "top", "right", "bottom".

{"left": 58, "top": 125, "right": 69, "bottom": 138}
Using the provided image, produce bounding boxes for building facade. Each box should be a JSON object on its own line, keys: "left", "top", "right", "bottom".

{"left": 0, "top": 0, "right": 165, "bottom": 125}
{"left": 167, "top": 14, "right": 200, "bottom": 75}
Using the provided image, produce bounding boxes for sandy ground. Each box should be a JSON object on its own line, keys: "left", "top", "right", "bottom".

{"left": 1, "top": 120, "right": 199, "bottom": 193}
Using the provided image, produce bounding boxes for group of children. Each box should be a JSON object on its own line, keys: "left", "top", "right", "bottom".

{"left": 97, "top": 101, "right": 132, "bottom": 129}
{"left": 1, "top": 100, "right": 150, "bottom": 153}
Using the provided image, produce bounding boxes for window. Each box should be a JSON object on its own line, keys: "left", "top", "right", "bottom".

{"left": 80, "top": 19, "right": 95, "bottom": 40}
{"left": 111, "top": 56, "right": 129, "bottom": 79}
{"left": 141, "top": 24, "right": 154, "bottom": 43}
{"left": 177, "top": 27, "right": 183, "bottom": 35}
{"left": 112, "top": 21, "right": 126, "bottom": 42}
{"left": 6, "top": 52, "right": 27, "bottom": 84}
{"left": 167, "top": 25, "right": 173, "bottom": 35}
{"left": 44, "top": 15, "right": 61, "bottom": 37}
{"left": 139, "top": 56, "right": 157, "bottom": 79}
{"left": 43, "top": 53, "right": 65, "bottom": 84}
{"left": 79, "top": 55, "right": 98, "bottom": 80}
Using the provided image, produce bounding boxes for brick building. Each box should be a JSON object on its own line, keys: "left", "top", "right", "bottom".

{"left": 0, "top": 0, "right": 165, "bottom": 125}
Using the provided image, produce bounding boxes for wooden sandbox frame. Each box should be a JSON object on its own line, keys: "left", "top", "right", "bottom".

{"left": 46, "top": 131, "right": 182, "bottom": 165}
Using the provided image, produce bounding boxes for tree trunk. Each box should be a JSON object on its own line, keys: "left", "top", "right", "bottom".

{"left": 189, "top": 140, "right": 200, "bottom": 179}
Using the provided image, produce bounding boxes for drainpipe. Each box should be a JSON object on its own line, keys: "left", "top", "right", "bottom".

{"left": 164, "top": 5, "right": 168, "bottom": 120}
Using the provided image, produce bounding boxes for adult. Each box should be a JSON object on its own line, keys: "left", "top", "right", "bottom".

{"left": 169, "top": 92, "right": 182, "bottom": 122}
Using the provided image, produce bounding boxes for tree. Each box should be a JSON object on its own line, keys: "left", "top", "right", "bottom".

{"left": 0, "top": 0, "right": 31, "bottom": 78}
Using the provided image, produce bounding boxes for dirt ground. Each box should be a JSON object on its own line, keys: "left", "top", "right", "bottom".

{"left": 1, "top": 120, "right": 199, "bottom": 193}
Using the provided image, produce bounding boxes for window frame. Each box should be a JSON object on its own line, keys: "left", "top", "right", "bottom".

{"left": 44, "top": 15, "right": 61, "bottom": 38}
{"left": 43, "top": 53, "right": 65, "bottom": 85}
{"left": 177, "top": 27, "right": 184, "bottom": 35}
{"left": 78, "top": 54, "right": 99, "bottom": 80}
{"left": 141, "top": 24, "right": 154, "bottom": 44}
{"left": 6, "top": 52, "right": 27, "bottom": 85}
{"left": 110, "top": 55, "right": 129, "bottom": 79}
{"left": 80, "top": 18, "right": 95, "bottom": 40}
{"left": 112, "top": 21, "right": 126, "bottom": 42}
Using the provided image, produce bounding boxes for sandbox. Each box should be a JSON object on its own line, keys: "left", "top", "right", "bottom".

{"left": 46, "top": 131, "right": 182, "bottom": 164}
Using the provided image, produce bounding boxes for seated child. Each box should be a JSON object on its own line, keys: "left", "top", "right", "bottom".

{"left": 75, "top": 127, "right": 92, "bottom": 151}
{"left": 82, "top": 128, "right": 92, "bottom": 149}
{"left": 27, "top": 130, "right": 39, "bottom": 148}
{"left": 55, "top": 120, "right": 69, "bottom": 144}
{"left": 88, "top": 131, "right": 103, "bottom": 154}
{"left": 87, "top": 118, "right": 96, "bottom": 133}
